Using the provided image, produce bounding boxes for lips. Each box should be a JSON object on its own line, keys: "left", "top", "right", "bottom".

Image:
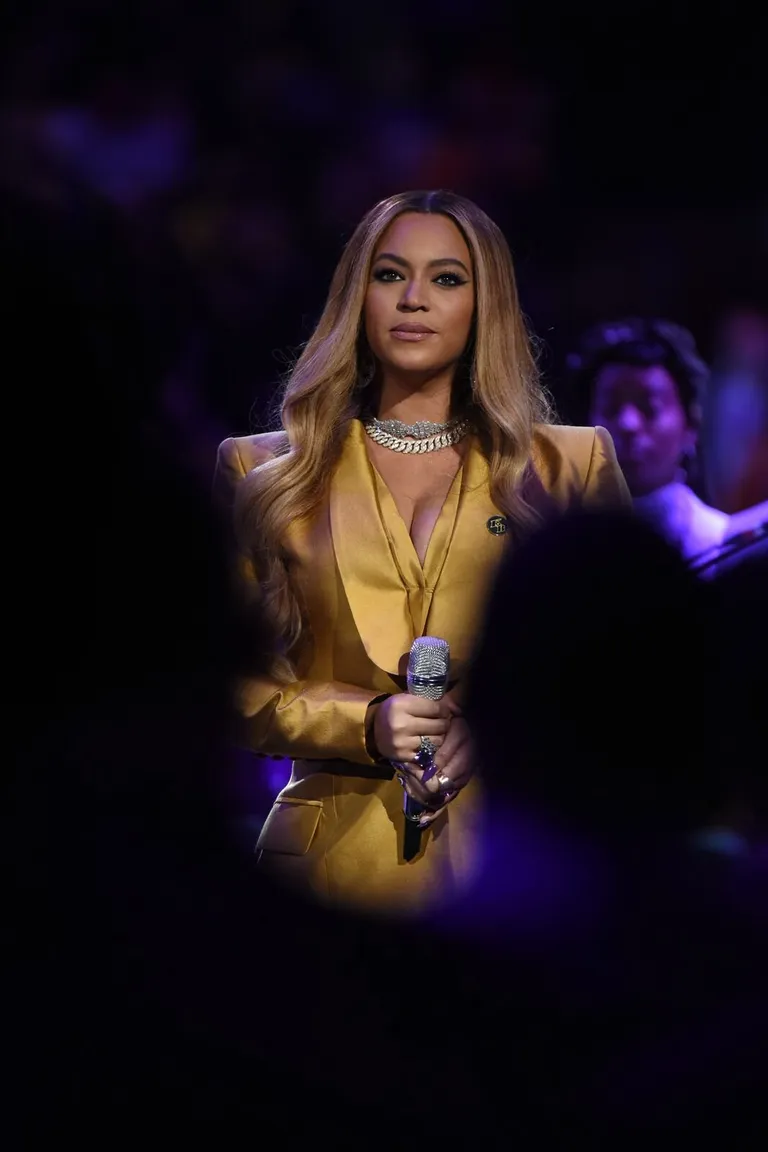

{"left": 390, "top": 323, "right": 436, "bottom": 342}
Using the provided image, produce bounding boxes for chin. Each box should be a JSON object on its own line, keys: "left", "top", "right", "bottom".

{"left": 381, "top": 351, "right": 449, "bottom": 376}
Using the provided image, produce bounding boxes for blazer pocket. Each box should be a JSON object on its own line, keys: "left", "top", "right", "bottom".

{"left": 256, "top": 797, "right": 323, "bottom": 856}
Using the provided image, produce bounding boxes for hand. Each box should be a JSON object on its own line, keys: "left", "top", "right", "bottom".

{"left": 443, "top": 683, "right": 464, "bottom": 716}
{"left": 416, "top": 716, "right": 476, "bottom": 827}
{"left": 371, "top": 693, "right": 452, "bottom": 765}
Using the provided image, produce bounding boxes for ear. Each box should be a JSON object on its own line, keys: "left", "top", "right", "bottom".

{"left": 682, "top": 424, "right": 698, "bottom": 455}
{"left": 683, "top": 402, "right": 702, "bottom": 454}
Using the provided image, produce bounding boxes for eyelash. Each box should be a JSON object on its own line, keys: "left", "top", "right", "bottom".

{"left": 373, "top": 268, "right": 467, "bottom": 287}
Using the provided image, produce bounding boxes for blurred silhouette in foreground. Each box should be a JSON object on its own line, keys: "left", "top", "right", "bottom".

{"left": 443, "top": 509, "right": 768, "bottom": 1135}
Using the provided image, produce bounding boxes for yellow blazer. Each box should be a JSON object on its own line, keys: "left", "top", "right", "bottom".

{"left": 215, "top": 420, "right": 630, "bottom": 914}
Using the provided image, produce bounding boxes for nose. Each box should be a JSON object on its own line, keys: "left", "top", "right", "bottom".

{"left": 397, "top": 276, "right": 428, "bottom": 312}
{"left": 615, "top": 404, "right": 643, "bottom": 433}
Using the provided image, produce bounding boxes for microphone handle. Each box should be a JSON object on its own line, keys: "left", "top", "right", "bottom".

{"left": 403, "top": 688, "right": 446, "bottom": 825}
{"left": 404, "top": 790, "right": 429, "bottom": 823}
{"left": 402, "top": 789, "right": 427, "bottom": 861}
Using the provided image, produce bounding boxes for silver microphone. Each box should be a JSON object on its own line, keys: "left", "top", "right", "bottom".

{"left": 407, "top": 635, "right": 451, "bottom": 700}
{"left": 402, "top": 636, "right": 450, "bottom": 823}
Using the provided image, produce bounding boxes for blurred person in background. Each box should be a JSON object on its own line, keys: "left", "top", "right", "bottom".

{"left": 703, "top": 303, "right": 768, "bottom": 516}
{"left": 565, "top": 317, "right": 731, "bottom": 561}
{"left": 215, "top": 188, "right": 630, "bottom": 917}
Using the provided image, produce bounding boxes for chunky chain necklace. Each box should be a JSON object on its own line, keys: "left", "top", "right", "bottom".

{"left": 363, "top": 415, "right": 471, "bottom": 454}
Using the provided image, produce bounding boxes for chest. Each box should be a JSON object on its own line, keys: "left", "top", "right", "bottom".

{"left": 366, "top": 442, "right": 464, "bottom": 566}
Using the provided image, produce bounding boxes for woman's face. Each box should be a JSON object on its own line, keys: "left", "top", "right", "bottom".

{"left": 364, "top": 212, "right": 475, "bottom": 382}
{"left": 589, "top": 362, "right": 696, "bottom": 497}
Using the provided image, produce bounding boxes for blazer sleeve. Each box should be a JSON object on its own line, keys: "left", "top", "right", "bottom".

{"left": 583, "top": 426, "right": 632, "bottom": 510}
{"left": 214, "top": 437, "right": 384, "bottom": 766}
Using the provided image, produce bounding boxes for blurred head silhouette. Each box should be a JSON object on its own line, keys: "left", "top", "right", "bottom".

{"left": 465, "top": 509, "right": 725, "bottom": 847}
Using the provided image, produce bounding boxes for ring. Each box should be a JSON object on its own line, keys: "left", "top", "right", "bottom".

{"left": 436, "top": 773, "right": 455, "bottom": 794}
{"left": 415, "top": 735, "right": 437, "bottom": 767}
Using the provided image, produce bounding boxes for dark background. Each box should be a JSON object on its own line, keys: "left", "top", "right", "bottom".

{"left": 2, "top": 0, "right": 764, "bottom": 454}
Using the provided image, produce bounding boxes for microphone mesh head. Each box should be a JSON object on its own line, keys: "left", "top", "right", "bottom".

{"left": 407, "top": 636, "right": 450, "bottom": 700}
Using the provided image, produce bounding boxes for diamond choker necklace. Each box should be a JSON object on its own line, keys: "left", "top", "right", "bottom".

{"left": 363, "top": 415, "right": 471, "bottom": 454}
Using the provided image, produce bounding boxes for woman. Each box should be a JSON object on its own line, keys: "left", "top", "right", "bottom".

{"left": 565, "top": 317, "right": 731, "bottom": 562}
{"left": 215, "top": 189, "right": 630, "bottom": 915}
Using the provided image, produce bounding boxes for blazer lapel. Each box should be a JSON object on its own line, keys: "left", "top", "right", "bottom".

{"left": 329, "top": 426, "right": 510, "bottom": 681}
{"left": 424, "top": 438, "right": 510, "bottom": 677}
{"left": 329, "top": 421, "right": 417, "bottom": 676}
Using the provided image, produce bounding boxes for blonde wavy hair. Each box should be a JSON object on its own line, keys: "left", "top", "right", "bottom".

{"left": 235, "top": 189, "right": 555, "bottom": 678}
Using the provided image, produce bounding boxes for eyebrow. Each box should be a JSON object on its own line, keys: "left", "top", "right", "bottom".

{"left": 373, "top": 252, "right": 471, "bottom": 276}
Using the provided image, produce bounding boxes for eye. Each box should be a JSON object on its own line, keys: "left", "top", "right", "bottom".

{"left": 434, "top": 272, "right": 467, "bottom": 287}
{"left": 372, "top": 267, "right": 404, "bottom": 282}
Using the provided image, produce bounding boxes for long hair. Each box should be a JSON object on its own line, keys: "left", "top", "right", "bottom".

{"left": 235, "top": 190, "right": 555, "bottom": 677}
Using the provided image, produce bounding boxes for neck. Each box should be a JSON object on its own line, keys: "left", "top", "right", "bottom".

{"left": 375, "top": 369, "right": 455, "bottom": 424}
{"left": 632, "top": 478, "right": 682, "bottom": 500}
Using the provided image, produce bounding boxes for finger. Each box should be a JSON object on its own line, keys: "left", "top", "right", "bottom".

{"left": 418, "top": 791, "right": 458, "bottom": 827}
{"left": 399, "top": 718, "right": 450, "bottom": 739}
{"left": 421, "top": 754, "right": 462, "bottom": 793}
{"left": 397, "top": 766, "right": 423, "bottom": 792}
{"left": 410, "top": 733, "right": 444, "bottom": 753}
{"left": 435, "top": 751, "right": 475, "bottom": 785}
{"left": 397, "top": 761, "right": 430, "bottom": 788}
{"left": 433, "top": 735, "right": 470, "bottom": 770}
{"left": 445, "top": 769, "right": 472, "bottom": 792}
{"left": 420, "top": 772, "right": 443, "bottom": 796}
{"left": 432, "top": 740, "right": 457, "bottom": 771}
{"left": 399, "top": 773, "right": 434, "bottom": 807}
{"left": 412, "top": 740, "right": 450, "bottom": 791}
{"left": 419, "top": 754, "right": 444, "bottom": 785}
{"left": 413, "top": 768, "right": 456, "bottom": 802}
{"left": 400, "top": 761, "right": 450, "bottom": 801}
{"left": 401, "top": 765, "right": 448, "bottom": 800}
{"left": 418, "top": 810, "right": 441, "bottom": 827}
{"left": 394, "top": 734, "right": 444, "bottom": 768}
{"left": 444, "top": 683, "right": 464, "bottom": 709}
{"left": 399, "top": 697, "right": 452, "bottom": 720}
